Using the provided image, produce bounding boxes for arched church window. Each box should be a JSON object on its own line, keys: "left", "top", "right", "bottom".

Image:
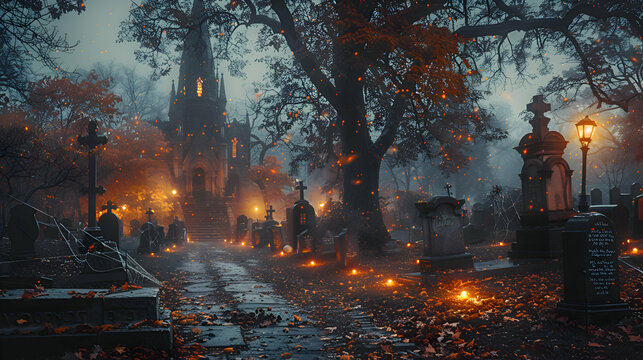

{"left": 231, "top": 137, "right": 238, "bottom": 158}
{"left": 196, "top": 77, "right": 203, "bottom": 97}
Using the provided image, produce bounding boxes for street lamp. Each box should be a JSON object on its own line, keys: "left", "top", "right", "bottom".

{"left": 575, "top": 115, "right": 597, "bottom": 212}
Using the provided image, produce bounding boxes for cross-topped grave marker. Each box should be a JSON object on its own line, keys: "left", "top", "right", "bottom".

{"left": 444, "top": 183, "right": 452, "bottom": 198}
{"left": 265, "top": 205, "right": 275, "bottom": 220}
{"left": 295, "top": 180, "right": 307, "bottom": 201}
{"left": 78, "top": 120, "right": 108, "bottom": 228}
{"left": 146, "top": 208, "right": 155, "bottom": 223}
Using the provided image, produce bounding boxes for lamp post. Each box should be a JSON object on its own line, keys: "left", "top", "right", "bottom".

{"left": 575, "top": 115, "right": 597, "bottom": 212}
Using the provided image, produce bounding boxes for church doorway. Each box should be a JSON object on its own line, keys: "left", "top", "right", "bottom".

{"left": 192, "top": 167, "right": 206, "bottom": 197}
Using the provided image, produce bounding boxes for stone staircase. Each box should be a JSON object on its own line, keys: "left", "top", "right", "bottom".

{"left": 182, "top": 198, "right": 231, "bottom": 242}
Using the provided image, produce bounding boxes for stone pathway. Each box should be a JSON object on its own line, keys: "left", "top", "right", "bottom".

{"left": 174, "top": 244, "right": 330, "bottom": 359}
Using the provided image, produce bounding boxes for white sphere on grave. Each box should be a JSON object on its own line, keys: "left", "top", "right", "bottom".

{"left": 282, "top": 245, "right": 293, "bottom": 254}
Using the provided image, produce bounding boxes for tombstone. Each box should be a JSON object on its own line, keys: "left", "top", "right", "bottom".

{"left": 251, "top": 221, "right": 262, "bottom": 246}
{"left": 631, "top": 182, "right": 642, "bottom": 197}
{"left": 557, "top": 212, "right": 629, "bottom": 323}
{"left": 97, "top": 201, "right": 121, "bottom": 247}
{"left": 589, "top": 205, "right": 629, "bottom": 246}
{"left": 271, "top": 224, "right": 284, "bottom": 250}
{"left": 291, "top": 181, "right": 316, "bottom": 252}
{"left": 633, "top": 194, "right": 643, "bottom": 239}
{"left": 609, "top": 187, "right": 620, "bottom": 205}
{"left": 138, "top": 222, "right": 160, "bottom": 253}
{"left": 7, "top": 204, "right": 39, "bottom": 259}
{"left": 415, "top": 197, "right": 473, "bottom": 272}
{"left": 236, "top": 215, "right": 249, "bottom": 243}
{"left": 590, "top": 188, "right": 602, "bottom": 206}
{"left": 407, "top": 226, "right": 422, "bottom": 244}
{"left": 156, "top": 225, "right": 165, "bottom": 243}
{"left": 296, "top": 229, "right": 314, "bottom": 254}
{"left": 510, "top": 95, "right": 575, "bottom": 259}
{"left": 167, "top": 222, "right": 178, "bottom": 244}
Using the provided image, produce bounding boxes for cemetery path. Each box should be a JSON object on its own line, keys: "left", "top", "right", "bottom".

{"left": 163, "top": 243, "right": 334, "bottom": 359}
{"left": 137, "top": 241, "right": 642, "bottom": 360}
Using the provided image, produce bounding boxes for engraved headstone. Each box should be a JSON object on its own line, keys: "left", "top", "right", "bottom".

{"left": 235, "top": 215, "right": 248, "bottom": 243}
{"left": 558, "top": 212, "right": 628, "bottom": 323}
{"left": 590, "top": 188, "right": 602, "bottom": 206}
{"left": 7, "top": 204, "right": 39, "bottom": 259}
{"left": 138, "top": 222, "right": 160, "bottom": 253}
{"left": 415, "top": 197, "right": 473, "bottom": 272}
{"left": 589, "top": 204, "right": 629, "bottom": 246}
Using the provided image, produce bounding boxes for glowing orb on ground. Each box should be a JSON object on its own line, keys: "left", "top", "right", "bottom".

{"left": 282, "top": 245, "right": 293, "bottom": 253}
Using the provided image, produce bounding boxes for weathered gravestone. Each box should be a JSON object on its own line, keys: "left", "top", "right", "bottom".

{"left": 633, "top": 194, "right": 643, "bottom": 239}
{"left": 590, "top": 188, "right": 602, "bottom": 206}
{"left": 415, "top": 197, "right": 473, "bottom": 272}
{"left": 510, "top": 95, "right": 575, "bottom": 259}
{"left": 557, "top": 212, "right": 629, "bottom": 323}
{"left": 292, "top": 181, "right": 316, "bottom": 253}
{"left": 260, "top": 206, "right": 279, "bottom": 249}
{"left": 589, "top": 204, "right": 629, "bottom": 246}
{"left": 138, "top": 222, "right": 160, "bottom": 253}
{"left": 609, "top": 187, "right": 620, "bottom": 205}
{"left": 8, "top": 204, "right": 39, "bottom": 259}
{"left": 251, "top": 221, "right": 262, "bottom": 247}
{"left": 235, "top": 215, "right": 248, "bottom": 243}
{"left": 167, "top": 222, "right": 178, "bottom": 244}
{"left": 97, "top": 200, "right": 121, "bottom": 247}
{"left": 631, "top": 182, "right": 642, "bottom": 197}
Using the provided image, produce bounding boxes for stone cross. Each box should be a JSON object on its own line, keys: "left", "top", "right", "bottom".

{"left": 526, "top": 95, "right": 551, "bottom": 140}
{"left": 146, "top": 208, "right": 155, "bottom": 223}
{"left": 265, "top": 205, "right": 275, "bottom": 220}
{"left": 444, "top": 183, "right": 452, "bottom": 198}
{"left": 78, "top": 120, "right": 108, "bottom": 227}
{"left": 102, "top": 200, "right": 118, "bottom": 214}
{"left": 295, "top": 180, "right": 307, "bottom": 201}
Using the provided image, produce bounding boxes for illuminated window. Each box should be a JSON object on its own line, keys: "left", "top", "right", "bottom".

{"left": 231, "top": 137, "right": 238, "bottom": 158}
{"left": 300, "top": 212, "right": 306, "bottom": 225}
{"left": 196, "top": 77, "right": 203, "bottom": 97}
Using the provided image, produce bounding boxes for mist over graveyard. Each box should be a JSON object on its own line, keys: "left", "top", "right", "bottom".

{"left": 0, "top": 1, "right": 641, "bottom": 359}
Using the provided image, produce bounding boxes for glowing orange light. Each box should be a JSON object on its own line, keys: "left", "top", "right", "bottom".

{"left": 634, "top": 248, "right": 639, "bottom": 254}
{"left": 406, "top": 243, "right": 411, "bottom": 247}
{"left": 457, "top": 290, "right": 469, "bottom": 300}
{"left": 165, "top": 247, "right": 171, "bottom": 252}
{"left": 386, "top": 279, "right": 394, "bottom": 286}
{"left": 627, "top": 239, "right": 631, "bottom": 244}
{"left": 121, "top": 205, "right": 127, "bottom": 210}
{"left": 254, "top": 207, "right": 259, "bottom": 212}
{"left": 280, "top": 251, "right": 284, "bottom": 256}
{"left": 351, "top": 269, "right": 357, "bottom": 275}
{"left": 241, "top": 242, "right": 245, "bottom": 246}
{"left": 172, "top": 244, "right": 176, "bottom": 248}
{"left": 150, "top": 252, "right": 155, "bottom": 257}
{"left": 172, "top": 189, "right": 177, "bottom": 195}
{"left": 499, "top": 242, "right": 504, "bottom": 246}
{"left": 310, "top": 261, "right": 316, "bottom": 266}
{"left": 196, "top": 77, "right": 203, "bottom": 97}
{"left": 319, "top": 203, "right": 325, "bottom": 208}
{"left": 416, "top": 259, "right": 420, "bottom": 264}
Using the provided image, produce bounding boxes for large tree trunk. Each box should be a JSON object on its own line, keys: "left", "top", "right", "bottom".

{"left": 341, "top": 143, "right": 390, "bottom": 250}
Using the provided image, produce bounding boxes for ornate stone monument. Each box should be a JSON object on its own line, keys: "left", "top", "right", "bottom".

{"left": 509, "top": 95, "right": 576, "bottom": 259}
{"left": 415, "top": 197, "right": 473, "bottom": 272}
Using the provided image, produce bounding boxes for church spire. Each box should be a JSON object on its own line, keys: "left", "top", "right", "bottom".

{"left": 169, "top": 80, "right": 177, "bottom": 117}
{"left": 219, "top": 73, "right": 226, "bottom": 104}
{"left": 176, "top": 0, "right": 215, "bottom": 99}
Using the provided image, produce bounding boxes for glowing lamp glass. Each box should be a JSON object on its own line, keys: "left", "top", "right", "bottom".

{"left": 575, "top": 116, "right": 597, "bottom": 148}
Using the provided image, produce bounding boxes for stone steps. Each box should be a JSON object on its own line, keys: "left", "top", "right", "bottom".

{"left": 181, "top": 198, "right": 231, "bottom": 242}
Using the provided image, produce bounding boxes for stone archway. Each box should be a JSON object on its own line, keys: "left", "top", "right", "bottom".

{"left": 192, "top": 167, "right": 206, "bottom": 197}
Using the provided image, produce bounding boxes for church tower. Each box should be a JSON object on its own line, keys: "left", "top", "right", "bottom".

{"left": 168, "top": 0, "right": 229, "bottom": 198}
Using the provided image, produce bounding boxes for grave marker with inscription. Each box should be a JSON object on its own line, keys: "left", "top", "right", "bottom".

{"left": 557, "top": 212, "right": 629, "bottom": 323}
{"left": 415, "top": 197, "right": 473, "bottom": 272}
